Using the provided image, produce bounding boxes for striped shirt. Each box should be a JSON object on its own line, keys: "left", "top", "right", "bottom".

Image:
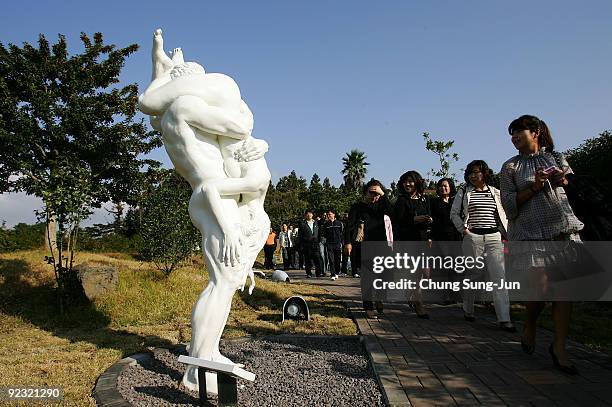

{"left": 467, "top": 189, "right": 497, "bottom": 229}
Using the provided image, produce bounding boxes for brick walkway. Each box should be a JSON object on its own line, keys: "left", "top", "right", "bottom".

{"left": 285, "top": 270, "right": 612, "bottom": 407}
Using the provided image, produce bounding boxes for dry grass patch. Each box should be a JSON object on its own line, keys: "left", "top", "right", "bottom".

{"left": 0, "top": 250, "right": 355, "bottom": 405}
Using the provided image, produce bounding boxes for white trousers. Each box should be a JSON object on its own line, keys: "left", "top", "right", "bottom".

{"left": 461, "top": 232, "right": 511, "bottom": 322}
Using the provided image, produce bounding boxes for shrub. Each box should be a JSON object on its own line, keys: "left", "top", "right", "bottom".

{"left": 138, "top": 172, "right": 199, "bottom": 275}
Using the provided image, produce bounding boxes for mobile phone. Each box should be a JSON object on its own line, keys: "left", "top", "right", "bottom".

{"left": 542, "top": 165, "right": 560, "bottom": 175}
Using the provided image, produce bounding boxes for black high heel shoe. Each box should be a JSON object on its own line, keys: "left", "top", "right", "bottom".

{"left": 414, "top": 302, "right": 429, "bottom": 319}
{"left": 548, "top": 344, "right": 578, "bottom": 375}
{"left": 375, "top": 301, "right": 384, "bottom": 314}
{"left": 463, "top": 313, "right": 475, "bottom": 322}
{"left": 520, "top": 338, "right": 535, "bottom": 355}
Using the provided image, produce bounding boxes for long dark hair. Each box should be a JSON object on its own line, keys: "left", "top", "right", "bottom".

{"left": 398, "top": 170, "right": 425, "bottom": 196}
{"left": 508, "top": 114, "right": 555, "bottom": 151}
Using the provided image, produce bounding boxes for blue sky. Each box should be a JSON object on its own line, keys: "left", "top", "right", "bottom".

{"left": 1, "top": 0, "right": 611, "bottom": 226}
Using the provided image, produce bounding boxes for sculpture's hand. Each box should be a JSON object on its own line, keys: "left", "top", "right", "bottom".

{"left": 221, "top": 229, "right": 243, "bottom": 267}
{"left": 234, "top": 138, "right": 268, "bottom": 162}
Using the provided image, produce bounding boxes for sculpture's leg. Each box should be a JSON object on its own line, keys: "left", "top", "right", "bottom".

{"left": 152, "top": 28, "right": 173, "bottom": 80}
{"left": 138, "top": 29, "right": 174, "bottom": 115}
{"left": 141, "top": 87, "right": 251, "bottom": 139}
{"left": 184, "top": 276, "right": 238, "bottom": 394}
{"left": 183, "top": 189, "right": 245, "bottom": 394}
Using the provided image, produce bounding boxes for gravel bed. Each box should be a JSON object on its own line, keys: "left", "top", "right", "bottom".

{"left": 117, "top": 336, "right": 384, "bottom": 406}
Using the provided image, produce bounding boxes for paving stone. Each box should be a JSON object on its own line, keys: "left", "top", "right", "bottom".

{"left": 285, "top": 270, "right": 612, "bottom": 407}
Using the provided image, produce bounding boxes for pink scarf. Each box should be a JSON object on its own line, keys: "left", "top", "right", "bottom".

{"left": 384, "top": 215, "right": 394, "bottom": 249}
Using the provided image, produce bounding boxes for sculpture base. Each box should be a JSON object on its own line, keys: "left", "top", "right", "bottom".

{"left": 178, "top": 355, "right": 255, "bottom": 406}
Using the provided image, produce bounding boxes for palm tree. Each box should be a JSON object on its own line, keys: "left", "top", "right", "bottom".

{"left": 341, "top": 149, "right": 369, "bottom": 191}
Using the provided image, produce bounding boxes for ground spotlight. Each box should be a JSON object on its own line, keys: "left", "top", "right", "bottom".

{"left": 271, "top": 269, "right": 290, "bottom": 282}
{"left": 282, "top": 296, "right": 309, "bottom": 322}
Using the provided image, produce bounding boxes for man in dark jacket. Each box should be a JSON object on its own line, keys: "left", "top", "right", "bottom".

{"left": 323, "top": 209, "right": 344, "bottom": 280}
{"left": 298, "top": 209, "right": 322, "bottom": 277}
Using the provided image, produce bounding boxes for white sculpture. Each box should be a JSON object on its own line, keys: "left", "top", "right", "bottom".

{"left": 138, "top": 29, "right": 271, "bottom": 393}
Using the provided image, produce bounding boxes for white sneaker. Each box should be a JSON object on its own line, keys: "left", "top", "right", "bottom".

{"left": 331, "top": 275, "right": 338, "bottom": 281}
{"left": 353, "top": 273, "right": 360, "bottom": 278}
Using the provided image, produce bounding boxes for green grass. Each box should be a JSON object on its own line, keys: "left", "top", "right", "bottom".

{"left": 0, "top": 250, "right": 355, "bottom": 405}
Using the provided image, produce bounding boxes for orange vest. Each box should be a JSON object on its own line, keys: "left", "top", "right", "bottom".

{"left": 266, "top": 232, "right": 276, "bottom": 246}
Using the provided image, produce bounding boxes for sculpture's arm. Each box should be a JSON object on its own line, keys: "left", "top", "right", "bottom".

{"left": 201, "top": 171, "right": 270, "bottom": 266}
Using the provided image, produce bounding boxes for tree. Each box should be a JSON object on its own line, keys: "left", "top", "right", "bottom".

{"left": 388, "top": 181, "right": 399, "bottom": 203}
{"left": 422, "top": 132, "right": 459, "bottom": 183}
{"left": 307, "top": 173, "right": 323, "bottom": 213}
{"left": 0, "top": 33, "right": 161, "bottom": 306}
{"left": 276, "top": 170, "right": 308, "bottom": 195}
{"left": 138, "top": 171, "right": 199, "bottom": 275}
{"left": 319, "top": 177, "right": 337, "bottom": 213}
{"left": 565, "top": 130, "right": 612, "bottom": 192}
{"left": 0, "top": 222, "right": 46, "bottom": 252}
{"left": 341, "top": 149, "right": 369, "bottom": 192}
{"left": 264, "top": 173, "right": 309, "bottom": 228}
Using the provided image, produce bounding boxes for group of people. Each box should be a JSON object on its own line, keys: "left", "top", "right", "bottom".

{"left": 263, "top": 209, "right": 349, "bottom": 280}
{"left": 266, "top": 114, "right": 586, "bottom": 375}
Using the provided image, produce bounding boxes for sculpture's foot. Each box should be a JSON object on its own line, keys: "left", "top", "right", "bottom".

{"left": 152, "top": 28, "right": 173, "bottom": 78}
{"left": 182, "top": 365, "right": 199, "bottom": 392}
{"left": 213, "top": 352, "right": 245, "bottom": 369}
{"left": 182, "top": 366, "right": 219, "bottom": 395}
{"left": 171, "top": 47, "right": 184, "bottom": 64}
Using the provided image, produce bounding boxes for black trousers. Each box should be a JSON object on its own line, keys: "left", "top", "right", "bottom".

{"left": 264, "top": 244, "right": 276, "bottom": 269}
{"left": 350, "top": 242, "right": 381, "bottom": 311}
{"left": 350, "top": 242, "right": 361, "bottom": 276}
{"left": 296, "top": 247, "right": 304, "bottom": 268}
{"left": 301, "top": 242, "right": 321, "bottom": 276}
{"left": 341, "top": 247, "right": 348, "bottom": 274}
{"left": 326, "top": 244, "right": 342, "bottom": 276}
{"left": 288, "top": 247, "right": 296, "bottom": 268}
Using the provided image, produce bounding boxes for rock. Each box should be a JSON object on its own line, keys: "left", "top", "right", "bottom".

{"left": 75, "top": 262, "right": 118, "bottom": 300}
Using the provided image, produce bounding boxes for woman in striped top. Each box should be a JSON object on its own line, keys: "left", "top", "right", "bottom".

{"left": 450, "top": 160, "right": 515, "bottom": 332}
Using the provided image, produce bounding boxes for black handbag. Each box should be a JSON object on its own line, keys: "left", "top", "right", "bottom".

{"left": 552, "top": 152, "right": 612, "bottom": 241}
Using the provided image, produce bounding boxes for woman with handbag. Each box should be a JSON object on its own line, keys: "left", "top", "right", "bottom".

{"left": 500, "top": 114, "right": 583, "bottom": 375}
{"left": 450, "top": 160, "right": 515, "bottom": 331}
